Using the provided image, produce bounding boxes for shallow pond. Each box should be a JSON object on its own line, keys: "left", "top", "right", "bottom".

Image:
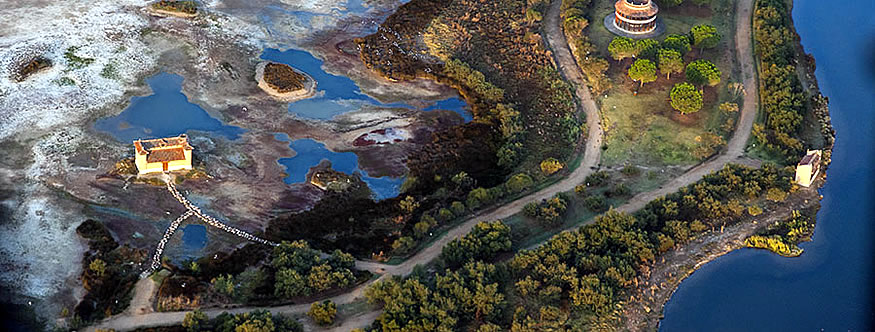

{"left": 180, "top": 224, "right": 207, "bottom": 254}
{"left": 275, "top": 134, "right": 403, "bottom": 200}
{"left": 259, "top": 48, "right": 472, "bottom": 121}
{"left": 659, "top": 0, "right": 875, "bottom": 329}
{"left": 94, "top": 72, "right": 245, "bottom": 142}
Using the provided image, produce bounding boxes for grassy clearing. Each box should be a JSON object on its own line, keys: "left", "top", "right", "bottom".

{"left": 589, "top": 0, "right": 742, "bottom": 167}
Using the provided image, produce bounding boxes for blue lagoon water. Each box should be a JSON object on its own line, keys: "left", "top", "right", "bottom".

{"left": 95, "top": 72, "right": 245, "bottom": 142}
{"left": 659, "top": 0, "right": 875, "bottom": 330}
{"left": 275, "top": 135, "right": 403, "bottom": 200}
{"left": 259, "top": 48, "right": 471, "bottom": 121}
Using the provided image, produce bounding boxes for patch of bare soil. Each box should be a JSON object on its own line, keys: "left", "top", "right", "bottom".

{"left": 661, "top": 3, "right": 713, "bottom": 18}
{"left": 620, "top": 183, "right": 822, "bottom": 330}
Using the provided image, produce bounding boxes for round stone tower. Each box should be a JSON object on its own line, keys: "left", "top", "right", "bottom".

{"left": 613, "top": 0, "right": 659, "bottom": 34}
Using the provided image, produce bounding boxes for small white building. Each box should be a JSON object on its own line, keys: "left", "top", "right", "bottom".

{"left": 794, "top": 149, "right": 821, "bottom": 187}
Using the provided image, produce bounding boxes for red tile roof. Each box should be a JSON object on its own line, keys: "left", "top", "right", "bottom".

{"left": 146, "top": 147, "right": 186, "bottom": 163}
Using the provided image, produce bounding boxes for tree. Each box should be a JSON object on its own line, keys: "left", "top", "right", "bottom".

{"left": 608, "top": 36, "right": 637, "bottom": 60}
{"left": 212, "top": 274, "right": 235, "bottom": 298}
{"left": 234, "top": 310, "right": 275, "bottom": 332}
{"left": 657, "top": 48, "right": 684, "bottom": 79}
{"left": 662, "top": 33, "right": 691, "bottom": 55}
{"left": 274, "top": 268, "right": 308, "bottom": 298}
{"left": 399, "top": 196, "right": 419, "bottom": 213}
{"left": 670, "top": 82, "right": 704, "bottom": 114}
{"left": 183, "top": 310, "right": 208, "bottom": 332}
{"left": 690, "top": 24, "right": 721, "bottom": 53}
{"left": 628, "top": 59, "right": 657, "bottom": 88}
{"left": 635, "top": 39, "right": 660, "bottom": 60}
{"left": 685, "top": 59, "right": 721, "bottom": 87}
{"left": 451, "top": 201, "right": 467, "bottom": 216}
{"left": 414, "top": 221, "right": 431, "bottom": 238}
{"left": 307, "top": 300, "right": 337, "bottom": 326}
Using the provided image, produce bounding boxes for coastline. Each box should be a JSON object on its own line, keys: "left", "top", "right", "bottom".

{"left": 619, "top": 0, "right": 837, "bottom": 328}
{"left": 254, "top": 61, "right": 317, "bottom": 102}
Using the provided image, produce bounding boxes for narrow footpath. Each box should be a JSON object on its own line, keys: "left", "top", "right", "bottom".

{"left": 88, "top": 0, "right": 758, "bottom": 329}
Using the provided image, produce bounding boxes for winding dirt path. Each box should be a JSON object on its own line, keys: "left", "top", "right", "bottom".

{"left": 88, "top": 0, "right": 758, "bottom": 330}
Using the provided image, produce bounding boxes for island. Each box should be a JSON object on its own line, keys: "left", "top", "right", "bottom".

{"left": 255, "top": 61, "right": 316, "bottom": 101}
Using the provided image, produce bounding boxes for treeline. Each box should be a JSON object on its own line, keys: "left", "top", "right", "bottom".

{"left": 362, "top": 164, "right": 795, "bottom": 329}
{"left": 366, "top": 221, "right": 514, "bottom": 331}
{"left": 751, "top": 0, "right": 807, "bottom": 161}
{"left": 508, "top": 163, "right": 794, "bottom": 326}
{"left": 174, "top": 309, "right": 303, "bottom": 332}
{"left": 561, "top": 0, "right": 614, "bottom": 94}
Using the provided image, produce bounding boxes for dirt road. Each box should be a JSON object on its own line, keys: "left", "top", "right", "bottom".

{"left": 88, "top": 0, "right": 758, "bottom": 329}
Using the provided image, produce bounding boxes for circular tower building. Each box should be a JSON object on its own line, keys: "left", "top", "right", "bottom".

{"left": 613, "top": 0, "right": 659, "bottom": 34}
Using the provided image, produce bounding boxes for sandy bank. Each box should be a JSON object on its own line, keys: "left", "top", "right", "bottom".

{"left": 254, "top": 61, "right": 316, "bottom": 102}
{"left": 145, "top": 7, "right": 198, "bottom": 19}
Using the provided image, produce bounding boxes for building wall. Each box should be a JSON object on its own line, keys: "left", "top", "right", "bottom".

{"left": 795, "top": 164, "right": 813, "bottom": 187}
{"left": 135, "top": 150, "right": 193, "bottom": 174}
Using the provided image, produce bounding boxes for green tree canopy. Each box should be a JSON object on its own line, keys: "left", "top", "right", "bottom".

{"left": 608, "top": 36, "right": 637, "bottom": 60}
{"left": 657, "top": 48, "right": 684, "bottom": 79}
{"left": 670, "top": 82, "right": 704, "bottom": 114}
{"left": 183, "top": 310, "right": 208, "bottom": 332}
{"left": 690, "top": 24, "right": 721, "bottom": 51}
{"left": 685, "top": 59, "right": 722, "bottom": 87}
{"left": 628, "top": 59, "right": 657, "bottom": 87}
{"left": 662, "top": 33, "right": 692, "bottom": 54}
{"left": 635, "top": 39, "right": 660, "bottom": 60}
{"left": 441, "top": 220, "right": 512, "bottom": 268}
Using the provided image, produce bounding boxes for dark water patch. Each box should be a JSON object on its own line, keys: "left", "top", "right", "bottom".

{"left": 660, "top": 0, "right": 875, "bottom": 330}
{"left": 95, "top": 72, "right": 245, "bottom": 142}
{"left": 275, "top": 134, "right": 402, "bottom": 200}
{"left": 181, "top": 224, "right": 207, "bottom": 252}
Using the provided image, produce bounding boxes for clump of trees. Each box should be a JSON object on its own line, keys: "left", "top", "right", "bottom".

{"left": 270, "top": 241, "right": 356, "bottom": 298}
{"left": 71, "top": 219, "right": 145, "bottom": 325}
{"left": 752, "top": 0, "right": 809, "bottom": 161}
{"left": 523, "top": 194, "right": 569, "bottom": 224}
{"left": 441, "top": 221, "right": 512, "bottom": 268}
{"left": 182, "top": 309, "right": 302, "bottom": 332}
{"left": 366, "top": 262, "right": 508, "bottom": 330}
{"left": 508, "top": 163, "right": 794, "bottom": 326}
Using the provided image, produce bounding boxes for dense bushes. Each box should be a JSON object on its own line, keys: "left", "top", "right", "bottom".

{"left": 270, "top": 241, "right": 356, "bottom": 298}
{"left": 507, "top": 163, "right": 794, "bottom": 325}
{"left": 365, "top": 262, "right": 508, "bottom": 331}
{"left": 752, "top": 0, "right": 808, "bottom": 160}
{"left": 441, "top": 221, "right": 512, "bottom": 268}
{"left": 523, "top": 194, "right": 569, "bottom": 224}
{"left": 181, "top": 309, "right": 302, "bottom": 332}
{"left": 73, "top": 220, "right": 145, "bottom": 324}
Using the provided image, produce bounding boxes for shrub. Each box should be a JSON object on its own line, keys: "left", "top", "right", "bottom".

{"left": 451, "top": 201, "right": 467, "bottom": 216}
{"left": 621, "top": 165, "right": 640, "bottom": 176}
{"left": 748, "top": 205, "right": 764, "bottom": 216}
{"left": 608, "top": 183, "right": 630, "bottom": 197}
{"left": 183, "top": 310, "right": 207, "bottom": 332}
{"left": 585, "top": 171, "right": 609, "bottom": 187}
{"left": 506, "top": 173, "right": 534, "bottom": 193}
{"left": 766, "top": 188, "right": 788, "bottom": 202}
{"left": 438, "top": 208, "right": 455, "bottom": 222}
{"left": 583, "top": 195, "right": 607, "bottom": 212}
{"left": 670, "top": 82, "right": 704, "bottom": 114}
{"left": 540, "top": 158, "right": 563, "bottom": 175}
{"left": 524, "top": 195, "right": 568, "bottom": 224}
{"left": 308, "top": 300, "right": 337, "bottom": 326}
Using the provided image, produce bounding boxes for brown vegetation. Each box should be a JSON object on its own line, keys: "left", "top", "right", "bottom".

{"left": 262, "top": 63, "right": 308, "bottom": 93}
{"left": 12, "top": 56, "right": 51, "bottom": 81}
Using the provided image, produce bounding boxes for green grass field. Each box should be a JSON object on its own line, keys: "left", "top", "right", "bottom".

{"left": 588, "top": 0, "right": 742, "bottom": 167}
